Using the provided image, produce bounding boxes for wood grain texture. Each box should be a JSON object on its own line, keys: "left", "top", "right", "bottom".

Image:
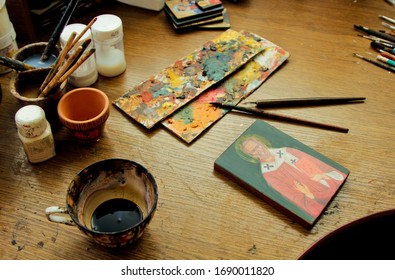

{"left": 0, "top": 0, "right": 394, "bottom": 260}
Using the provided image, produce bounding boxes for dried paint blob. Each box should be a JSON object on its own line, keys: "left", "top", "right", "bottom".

{"left": 203, "top": 54, "right": 231, "bottom": 81}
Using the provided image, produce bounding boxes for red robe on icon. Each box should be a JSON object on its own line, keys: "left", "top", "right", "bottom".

{"left": 260, "top": 147, "right": 347, "bottom": 218}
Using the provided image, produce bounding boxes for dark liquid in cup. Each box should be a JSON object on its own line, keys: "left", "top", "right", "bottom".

{"left": 91, "top": 198, "right": 143, "bottom": 233}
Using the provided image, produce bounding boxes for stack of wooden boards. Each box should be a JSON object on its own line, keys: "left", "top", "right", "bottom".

{"left": 164, "top": 0, "right": 230, "bottom": 30}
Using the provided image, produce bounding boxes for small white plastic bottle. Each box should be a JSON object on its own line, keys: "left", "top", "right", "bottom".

{"left": 15, "top": 105, "right": 56, "bottom": 163}
{"left": 91, "top": 14, "right": 127, "bottom": 77}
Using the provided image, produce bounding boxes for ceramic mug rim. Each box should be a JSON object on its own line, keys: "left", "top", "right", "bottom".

{"left": 66, "top": 158, "right": 159, "bottom": 235}
{"left": 57, "top": 87, "right": 110, "bottom": 126}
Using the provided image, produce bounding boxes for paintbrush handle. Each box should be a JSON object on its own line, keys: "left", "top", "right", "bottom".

{"left": 39, "top": 45, "right": 84, "bottom": 97}
{"left": 39, "top": 31, "right": 77, "bottom": 94}
{"left": 354, "top": 25, "right": 395, "bottom": 43}
{"left": 71, "top": 17, "right": 97, "bottom": 47}
{"left": 0, "top": 56, "right": 35, "bottom": 71}
{"left": 354, "top": 53, "right": 395, "bottom": 73}
{"left": 252, "top": 97, "right": 366, "bottom": 108}
{"left": 59, "top": 48, "right": 95, "bottom": 83}
{"left": 211, "top": 103, "right": 349, "bottom": 133}
{"left": 40, "top": 0, "right": 79, "bottom": 62}
{"left": 65, "top": 38, "right": 92, "bottom": 73}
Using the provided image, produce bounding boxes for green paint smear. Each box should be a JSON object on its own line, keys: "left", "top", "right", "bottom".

{"left": 177, "top": 107, "right": 194, "bottom": 124}
{"left": 203, "top": 53, "right": 232, "bottom": 81}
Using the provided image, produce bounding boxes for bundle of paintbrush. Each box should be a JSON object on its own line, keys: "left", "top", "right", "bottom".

{"left": 37, "top": 17, "right": 97, "bottom": 98}
{"left": 354, "top": 14, "right": 395, "bottom": 73}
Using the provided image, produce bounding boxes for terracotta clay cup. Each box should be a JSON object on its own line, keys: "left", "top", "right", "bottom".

{"left": 10, "top": 67, "right": 66, "bottom": 129}
{"left": 57, "top": 87, "right": 110, "bottom": 143}
{"left": 45, "top": 158, "right": 159, "bottom": 248}
{"left": 13, "top": 42, "right": 58, "bottom": 69}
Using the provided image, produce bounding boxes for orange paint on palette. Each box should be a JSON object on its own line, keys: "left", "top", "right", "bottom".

{"left": 193, "top": 103, "right": 223, "bottom": 124}
{"left": 141, "top": 91, "right": 153, "bottom": 102}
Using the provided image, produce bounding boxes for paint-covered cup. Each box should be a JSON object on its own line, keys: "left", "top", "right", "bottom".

{"left": 13, "top": 42, "right": 58, "bottom": 69}
{"left": 57, "top": 87, "right": 110, "bottom": 143}
{"left": 45, "top": 158, "right": 159, "bottom": 248}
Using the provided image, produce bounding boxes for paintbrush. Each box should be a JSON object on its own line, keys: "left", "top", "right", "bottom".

{"left": 354, "top": 53, "right": 395, "bottom": 73}
{"left": 354, "top": 25, "right": 395, "bottom": 43}
{"left": 70, "top": 17, "right": 97, "bottom": 47}
{"left": 64, "top": 38, "right": 92, "bottom": 73}
{"left": 38, "top": 17, "right": 96, "bottom": 94}
{"left": 38, "top": 48, "right": 95, "bottom": 98}
{"left": 59, "top": 48, "right": 95, "bottom": 84}
{"left": 0, "top": 56, "right": 35, "bottom": 71}
{"left": 39, "top": 45, "right": 84, "bottom": 97}
{"left": 244, "top": 97, "right": 366, "bottom": 108}
{"left": 38, "top": 31, "right": 77, "bottom": 94}
{"left": 40, "top": 0, "right": 79, "bottom": 62}
{"left": 210, "top": 102, "right": 349, "bottom": 133}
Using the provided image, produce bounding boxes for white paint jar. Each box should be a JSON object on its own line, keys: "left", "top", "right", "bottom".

{"left": 60, "top": 23, "right": 98, "bottom": 87}
{"left": 0, "top": 0, "right": 12, "bottom": 38}
{"left": 0, "top": 0, "right": 18, "bottom": 74}
{"left": 91, "top": 14, "right": 127, "bottom": 77}
{"left": 15, "top": 105, "right": 56, "bottom": 163}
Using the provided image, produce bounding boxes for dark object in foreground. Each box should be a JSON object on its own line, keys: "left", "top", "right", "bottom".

{"left": 299, "top": 209, "right": 395, "bottom": 260}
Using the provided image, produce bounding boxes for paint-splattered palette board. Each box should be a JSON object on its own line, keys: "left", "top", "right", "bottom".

{"left": 113, "top": 29, "right": 264, "bottom": 129}
{"left": 162, "top": 31, "right": 290, "bottom": 143}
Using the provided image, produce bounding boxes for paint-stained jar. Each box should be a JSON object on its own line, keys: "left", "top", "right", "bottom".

{"left": 91, "top": 14, "right": 127, "bottom": 77}
{"left": 15, "top": 105, "right": 56, "bottom": 163}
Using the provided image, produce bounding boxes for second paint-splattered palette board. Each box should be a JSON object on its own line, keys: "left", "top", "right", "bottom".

{"left": 113, "top": 29, "right": 264, "bottom": 129}
{"left": 163, "top": 31, "right": 289, "bottom": 143}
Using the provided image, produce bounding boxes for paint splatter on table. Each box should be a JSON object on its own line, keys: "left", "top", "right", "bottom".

{"left": 162, "top": 31, "right": 290, "bottom": 143}
{"left": 113, "top": 29, "right": 264, "bottom": 129}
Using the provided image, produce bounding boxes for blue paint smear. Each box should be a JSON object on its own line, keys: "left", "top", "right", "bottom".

{"left": 203, "top": 53, "right": 232, "bottom": 81}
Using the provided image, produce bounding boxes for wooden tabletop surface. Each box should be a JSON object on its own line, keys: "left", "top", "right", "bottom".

{"left": 1, "top": 0, "right": 394, "bottom": 260}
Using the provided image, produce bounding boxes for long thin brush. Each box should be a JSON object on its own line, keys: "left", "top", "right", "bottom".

{"left": 354, "top": 53, "right": 395, "bottom": 73}
{"left": 40, "top": 0, "right": 79, "bottom": 62}
{"left": 0, "top": 56, "right": 35, "bottom": 71}
{"left": 210, "top": 102, "right": 349, "bottom": 133}
{"left": 244, "top": 97, "right": 366, "bottom": 108}
{"left": 38, "top": 31, "right": 77, "bottom": 94}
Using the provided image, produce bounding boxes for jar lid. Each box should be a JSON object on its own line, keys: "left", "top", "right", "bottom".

{"left": 91, "top": 14, "right": 123, "bottom": 42}
{"left": 60, "top": 23, "right": 92, "bottom": 47}
{"left": 15, "top": 105, "right": 47, "bottom": 138}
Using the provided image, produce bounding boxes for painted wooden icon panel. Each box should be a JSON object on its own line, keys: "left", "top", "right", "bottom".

{"left": 196, "top": 0, "right": 223, "bottom": 11}
{"left": 163, "top": 31, "right": 290, "bottom": 143}
{"left": 214, "top": 120, "right": 350, "bottom": 229}
{"left": 165, "top": 0, "right": 224, "bottom": 21}
{"left": 113, "top": 29, "right": 264, "bottom": 129}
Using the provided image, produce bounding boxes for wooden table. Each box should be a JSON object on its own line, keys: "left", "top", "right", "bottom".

{"left": 1, "top": 0, "right": 394, "bottom": 260}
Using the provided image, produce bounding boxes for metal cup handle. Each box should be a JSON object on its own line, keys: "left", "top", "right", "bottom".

{"left": 45, "top": 206, "right": 75, "bottom": 226}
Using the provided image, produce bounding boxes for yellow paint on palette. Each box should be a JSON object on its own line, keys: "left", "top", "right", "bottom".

{"left": 162, "top": 31, "right": 290, "bottom": 143}
{"left": 166, "top": 68, "right": 185, "bottom": 88}
{"left": 113, "top": 29, "right": 264, "bottom": 129}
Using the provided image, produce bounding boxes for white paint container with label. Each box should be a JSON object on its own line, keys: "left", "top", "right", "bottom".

{"left": 91, "top": 14, "right": 127, "bottom": 77}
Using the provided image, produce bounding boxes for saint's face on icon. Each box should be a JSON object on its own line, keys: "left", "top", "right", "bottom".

{"left": 241, "top": 137, "right": 274, "bottom": 162}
